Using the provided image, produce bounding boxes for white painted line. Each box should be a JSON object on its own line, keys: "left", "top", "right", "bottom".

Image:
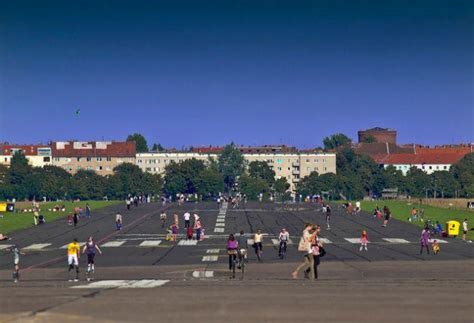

{"left": 73, "top": 279, "right": 169, "bottom": 289}
{"left": 217, "top": 215, "right": 226, "bottom": 219}
{"left": 24, "top": 243, "right": 52, "bottom": 250}
{"left": 193, "top": 271, "right": 214, "bottom": 278}
{"left": 0, "top": 244, "right": 13, "bottom": 250}
{"left": 178, "top": 240, "right": 198, "bottom": 246}
{"left": 318, "top": 238, "right": 332, "bottom": 244}
{"left": 214, "top": 228, "right": 224, "bottom": 233}
{"left": 202, "top": 255, "right": 218, "bottom": 262}
{"left": 215, "top": 223, "right": 225, "bottom": 227}
{"left": 139, "top": 240, "right": 162, "bottom": 247}
{"left": 101, "top": 241, "right": 126, "bottom": 247}
{"left": 383, "top": 238, "right": 410, "bottom": 244}
{"left": 206, "top": 249, "right": 220, "bottom": 254}
{"left": 61, "top": 242, "right": 85, "bottom": 249}
{"left": 344, "top": 238, "right": 366, "bottom": 244}
{"left": 429, "top": 239, "right": 448, "bottom": 244}
{"left": 216, "top": 218, "right": 225, "bottom": 222}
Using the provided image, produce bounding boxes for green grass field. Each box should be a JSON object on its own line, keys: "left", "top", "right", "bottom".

{"left": 338, "top": 200, "right": 474, "bottom": 240}
{"left": 0, "top": 200, "right": 120, "bottom": 234}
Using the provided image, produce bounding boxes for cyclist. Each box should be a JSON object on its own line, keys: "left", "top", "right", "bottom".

{"left": 253, "top": 229, "right": 263, "bottom": 262}
{"left": 278, "top": 228, "right": 290, "bottom": 259}
{"left": 236, "top": 230, "right": 248, "bottom": 267}
{"left": 227, "top": 234, "right": 239, "bottom": 278}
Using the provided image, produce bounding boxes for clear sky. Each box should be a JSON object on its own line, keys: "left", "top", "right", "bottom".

{"left": 0, "top": 0, "right": 472, "bottom": 148}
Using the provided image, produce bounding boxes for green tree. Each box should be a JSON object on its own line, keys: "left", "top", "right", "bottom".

{"left": 36, "top": 166, "right": 72, "bottom": 200}
{"left": 9, "top": 152, "right": 33, "bottom": 199}
{"left": 239, "top": 174, "right": 269, "bottom": 200}
{"left": 163, "top": 159, "right": 206, "bottom": 196}
{"left": 108, "top": 163, "right": 163, "bottom": 198}
{"left": 430, "top": 171, "right": 459, "bottom": 198}
{"left": 126, "top": 133, "right": 149, "bottom": 153}
{"left": 323, "top": 133, "right": 352, "bottom": 150}
{"left": 71, "top": 170, "right": 107, "bottom": 200}
{"left": 248, "top": 161, "right": 275, "bottom": 186}
{"left": 406, "top": 167, "right": 431, "bottom": 198}
{"left": 274, "top": 177, "right": 290, "bottom": 195}
{"left": 196, "top": 168, "right": 225, "bottom": 199}
{"left": 0, "top": 165, "right": 13, "bottom": 199}
{"left": 218, "top": 143, "right": 246, "bottom": 191}
{"left": 451, "top": 153, "right": 474, "bottom": 197}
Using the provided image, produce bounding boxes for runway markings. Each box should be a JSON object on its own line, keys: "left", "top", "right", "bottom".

{"left": 383, "top": 238, "right": 410, "bottom": 244}
{"left": 215, "top": 223, "right": 225, "bottom": 227}
{"left": 216, "top": 218, "right": 225, "bottom": 222}
{"left": 0, "top": 244, "right": 13, "bottom": 250}
{"left": 101, "top": 241, "right": 126, "bottom": 247}
{"left": 202, "top": 255, "right": 218, "bottom": 262}
{"left": 61, "top": 242, "right": 85, "bottom": 249}
{"left": 139, "top": 240, "right": 162, "bottom": 247}
{"left": 344, "top": 238, "right": 365, "bottom": 244}
{"left": 206, "top": 249, "right": 220, "bottom": 253}
{"left": 24, "top": 243, "right": 52, "bottom": 250}
{"left": 214, "top": 228, "right": 224, "bottom": 233}
{"left": 271, "top": 239, "right": 294, "bottom": 245}
{"left": 192, "top": 270, "right": 214, "bottom": 278}
{"left": 178, "top": 240, "right": 198, "bottom": 246}
{"left": 73, "top": 279, "right": 169, "bottom": 289}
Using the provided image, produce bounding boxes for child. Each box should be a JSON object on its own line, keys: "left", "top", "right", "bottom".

{"left": 186, "top": 226, "right": 193, "bottom": 240}
{"left": 170, "top": 222, "right": 179, "bottom": 241}
{"left": 360, "top": 230, "right": 368, "bottom": 251}
{"left": 432, "top": 240, "right": 440, "bottom": 255}
{"left": 67, "top": 214, "right": 73, "bottom": 226}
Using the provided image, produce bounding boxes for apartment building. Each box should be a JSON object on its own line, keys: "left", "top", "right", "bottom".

{"left": 136, "top": 151, "right": 336, "bottom": 191}
{"left": 51, "top": 141, "right": 136, "bottom": 175}
{"left": 0, "top": 144, "right": 53, "bottom": 167}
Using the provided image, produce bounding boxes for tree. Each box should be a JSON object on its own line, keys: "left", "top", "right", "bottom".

{"left": 108, "top": 163, "right": 163, "bottom": 198}
{"left": 71, "top": 170, "right": 107, "bottom": 200}
{"left": 248, "top": 161, "right": 275, "bottom": 186}
{"left": 126, "top": 133, "right": 148, "bottom": 153}
{"left": 323, "top": 133, "right": 352, "bottom": 150}
{"left": 239, "top": 174, "right": 269, "bottom": 200}
{"left": 451, "top": 153, "right": 474, "bottom": 197}
{"left": 9, "top": 152, "right": 33, "bottom": 199}
{"left": 406, "top": 167, "right": 431, "bottom": 198}
{"left": 163, "top": 159, "right": 206, "bottom": 196}
{"left": 151, "top": 143, "right": 165, "bottom": 151}
{"left": 218, "top": 143, "right": 246, "bottom": 191}
{"left": 36, "top": 166, "right": 72, "bottom": 200}
{"left": 274, "top": 177, "right": 290, "bottom": 195}
{"left": 196, "top": 168, "right": 225, "bottom": 198}
{"left": 430, "top": 171, "right": 459, "bottom": 198}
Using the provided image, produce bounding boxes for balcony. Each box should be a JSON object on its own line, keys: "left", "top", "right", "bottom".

{"left": 292, "top": 169, "right": 300, "bottom": 175}
{"left": 292, "top": 178, "right": 300, "bottom": 183}
{"left": 292, "top": 161, "right": 300, "bottom": 167}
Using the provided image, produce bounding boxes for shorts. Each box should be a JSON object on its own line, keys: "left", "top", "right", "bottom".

{"left": 68, "top": 254, "right": 79, "bottom": 266}
{"left": 87, "top": 254, "right": 95, "bottom": 264}
{"left": 463, "top": 230, "right": 468, "bottom": 234}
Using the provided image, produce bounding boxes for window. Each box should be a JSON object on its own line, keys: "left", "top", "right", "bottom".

{"left": 77, "top": 157, "right": 81, "bottom": 162}
{"left": 106, "top": 167, "right": 110, "bottom": 171}
{"left": 443, "top": 166, "right": 447, "bottom": 170}
{"left": 314, "top": 159, "right": 318, "bottom": 162}
{"left": 97, "top": 166, "right": 103, "bottom": 171}
{"left": 138, "top": 160, "right": 142, "bottom": 163}
{"left": 288, "top": 167, "right": 290, "bottom": 171}
{"left": 306, "top": 159, "right": 310, "bottom": 162}
{"left": 324, "top": 167, "right": 327, "bottom": 171}
{"left": 55, "top": 157, "right": 60, "bottom": 161}
{"left": 4, "top": 157, "right": 7, "bottom": 162}
{"left": 436, "top": 166, "right": 439, "bottom": 170}
{"left": 87, "top": 157, "right": 92, "bottom": 162}
{"left": 107, "top": 157, "right": 112, "bottom": 162}
{"left": 43, "top": 157, "right": 50, "bottom": 162}
{"left": 278, "top": 167, "right": 282, "bottom": 171}
{"left": 429, "top": 166, "right": 432, "bottom": 170}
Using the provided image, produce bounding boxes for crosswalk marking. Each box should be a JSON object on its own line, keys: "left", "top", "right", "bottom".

{"left": 202, "top": 255, "right": 218, "bottom": 262}
{"left": 101, "top": 241, "right": 126, "bottom": 247}
{"left": 61, "top": 242, "right": 85, "bottom": 249}
{"left": 139, "top": 240, "right": 162, "bottom": 247}
{"left": 24, "top": 243, "right": 51, "bottom": 250}
{"left": 214, "top": 228, "right": 224, "bottom": 233}
{"left": 217, "top": 215, "right": 226, "bottom": 219}
{"left": 383, "top": 238, "right": 410, "bottom": 244}
{"left": 206, "top": 249, "right": 220, "bottom": 253}
{"left": 216, "top": 218, "right": 225, "bottom": 222}
{"left": 429, "top": 239, "right": 448, "bottom": 244}
{"left": 318, "top": 238, "right": 332, "bottom": 244}
{"left": 215, "top": 223, "right": 225, "bottom": 227}
{"left": 178, "top": 240, "right": 198, "bottom": 246}
{"left": 192, "top": 271, "right": 214, "bottom": 278}
{"left": 344, "top": 238, "right": 364, "bottom": 244}
{"left": 0, "top": 244, "right": 13, "bottom": 250}
{"left": 72, "top": 279, "right": 169, "bottom": 289}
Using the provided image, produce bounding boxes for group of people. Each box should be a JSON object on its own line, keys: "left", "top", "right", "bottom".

{"left": 66, "top": 236, "right": 103, "bottom": 282}
{"left": 160, "top": 211, "right": 204, "bottom": 241}
{"left": 292, "top": 223, "right": 326, "bottom": 280}
{"left": 371, "top": 206, "right": 392, "bottom": 227}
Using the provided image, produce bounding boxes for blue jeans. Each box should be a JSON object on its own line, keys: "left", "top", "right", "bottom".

{"left": 196, "top": 228, "right": 201, "bottom": 240}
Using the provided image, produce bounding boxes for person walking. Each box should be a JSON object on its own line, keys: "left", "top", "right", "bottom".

{"left": 325, "top": 204, "right": 332, "bottom": 230}
{"left": 236, "top": 230, "right": 248, "bottom": 266}
{"left": 194, "top": 214, "right": 203, "bottom": 241}
{"left": 462, "top": 219, "right": 468, "bottom": 241}
{"left": 85, "top": 203, "right": 91, "bottom": 218}
{"left": 160, "top": 211, "right": 167, "bottom": 228}
{"left": 67, "top": 238, "right": 81, "bottom": 282}
{"left": 253, "top": 229, "right": 263, "bottom": 262}
{"left": 305, "top": 240, "right": 326, "bottom": 279}
{"left": 82, "top": 236, "right": 102, "bottom": 281}
{"left": 382, "top": 206, "right": 391, "bottom": 227}
{"left": 420, "top": 226, "right": 430, "bottom": 254}
{"left": 126, "top": 198, "right": 131, "bottom": 210}
{"left": 73, "top": 212, "right": 79, "bottom": 227}
{"left": 8, "top": 245, "right": 25, "bottom": 283}
{"left": 360, "top": 230, "right": 368, "bottom": 252}
{"left": 292, "top": 224, "right": 315, "bottom": 280}
{"left": 183, "top": 212, "right": 191, "bottom": 229}
{"left": 115, "top": 213, "right": 123, "bottom": 230}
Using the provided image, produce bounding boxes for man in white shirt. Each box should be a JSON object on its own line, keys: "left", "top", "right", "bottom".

{"left": 184, "top": 212, "right": 191, "bottom": 228}
{"left": 462, "top": 219, "right": 468, "bottom": 241}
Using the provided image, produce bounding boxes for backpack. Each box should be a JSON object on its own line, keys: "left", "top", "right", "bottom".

{"left": 298, "top": 236, "right": 309, "bottom": 252}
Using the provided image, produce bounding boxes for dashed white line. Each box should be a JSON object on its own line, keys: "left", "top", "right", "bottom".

{"left": 178, "top": 240, "right": 198, "bottom": 246}
{"left": 24, "top": 243, "right": 51, "bottom": 250}
{"left": 72, "top": 279, "right": 169, "bottom": 289}
{"left": 206, "top": 249, "right": 220, "bottom": 253}
{"left": 192, "top": 271, "right": 214, "bottom": 278}
{"left": 202, "top": 255, "right": 218, "bottom": 262}
{"left": 101, "top": 241, "right": 126, "bottom": 247}
{"left": 139, "top": 240, "right": 162, "bottom": 247}
{"left": 383, "top": 238, "right": 410, "bottom": 244}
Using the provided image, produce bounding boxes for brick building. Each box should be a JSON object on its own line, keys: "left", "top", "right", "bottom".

{"left": 358, "top": 127, "right": 397, "bottom": 144}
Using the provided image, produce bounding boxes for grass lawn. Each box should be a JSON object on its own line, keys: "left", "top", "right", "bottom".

{"left": 0, "top": 200, "right": 120, "bottom": 234}
{"left": 337, "top": 200, "right": 474, "bottom": 240}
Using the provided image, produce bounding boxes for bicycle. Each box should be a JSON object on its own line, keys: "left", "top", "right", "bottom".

{"left": 237, "top": 248, "right": 247, "bottom": 278}
{"left": 278, "top": 241, "right": 287, "bottom": 259}
{"left": 228, "top": 249, "right": 238, "bottom": 279}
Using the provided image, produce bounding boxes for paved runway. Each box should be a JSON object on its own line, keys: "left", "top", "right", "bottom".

{"left": 1, "top": 201, "right": 473, "bottom": 322}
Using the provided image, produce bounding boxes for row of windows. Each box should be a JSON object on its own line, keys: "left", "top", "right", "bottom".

{"left": 75, "top": 166, "right": 111, "bottom": 171}
{"left": 393, "top": 165, "right": 449, "bottom": 171}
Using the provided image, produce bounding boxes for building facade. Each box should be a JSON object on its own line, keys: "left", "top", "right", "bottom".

{"left": 375, "top": 153, "right": 466, "bottom": 175}
{"left": 358, "top": 127, "right": 397, "bottom": 144}
{"left": 51, "top": 141, "right": 136, "bottom": 175}
{"left": 136, "top": 151, "right": 336, "bottom": 191}
{"left": 0, "top": 145, "right": 52, "bottom": 168}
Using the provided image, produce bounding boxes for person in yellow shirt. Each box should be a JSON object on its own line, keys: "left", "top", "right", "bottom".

{"left": 67, "top": 238, "right": 81, "bottom": 282}
{"left": 432, "top": 240, "right": 440, "bottom": 255}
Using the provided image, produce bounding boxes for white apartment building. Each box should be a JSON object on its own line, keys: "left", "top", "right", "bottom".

{"left": 0, "top": 145, "right": 52, "bottom": 168}
{"left": 136, "top": 152, "right": 336, "bottom": 191}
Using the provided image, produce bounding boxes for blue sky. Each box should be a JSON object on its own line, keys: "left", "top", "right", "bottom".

{"left": 0, "top": 0, "right": 472, "bottom": 148}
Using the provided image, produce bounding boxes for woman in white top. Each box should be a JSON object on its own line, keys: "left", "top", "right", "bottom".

{"left": 253, "top": 229, "right": 263, "bottom": 262}
{"left": 292, "top": 224, "right": 316, "bottom": 280}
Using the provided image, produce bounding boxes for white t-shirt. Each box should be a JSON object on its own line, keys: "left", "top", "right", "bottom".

{"left": 463, "top": 221, "right": 468, "bottom": 231}
{"left": 356, "top": 202, "right": 361, "bottom": 209}
{"left": 184, "top": 212, "right": 191, "bottom": 221}
{"left": 254, "top": 233, "right": 263, "bottom": 243}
